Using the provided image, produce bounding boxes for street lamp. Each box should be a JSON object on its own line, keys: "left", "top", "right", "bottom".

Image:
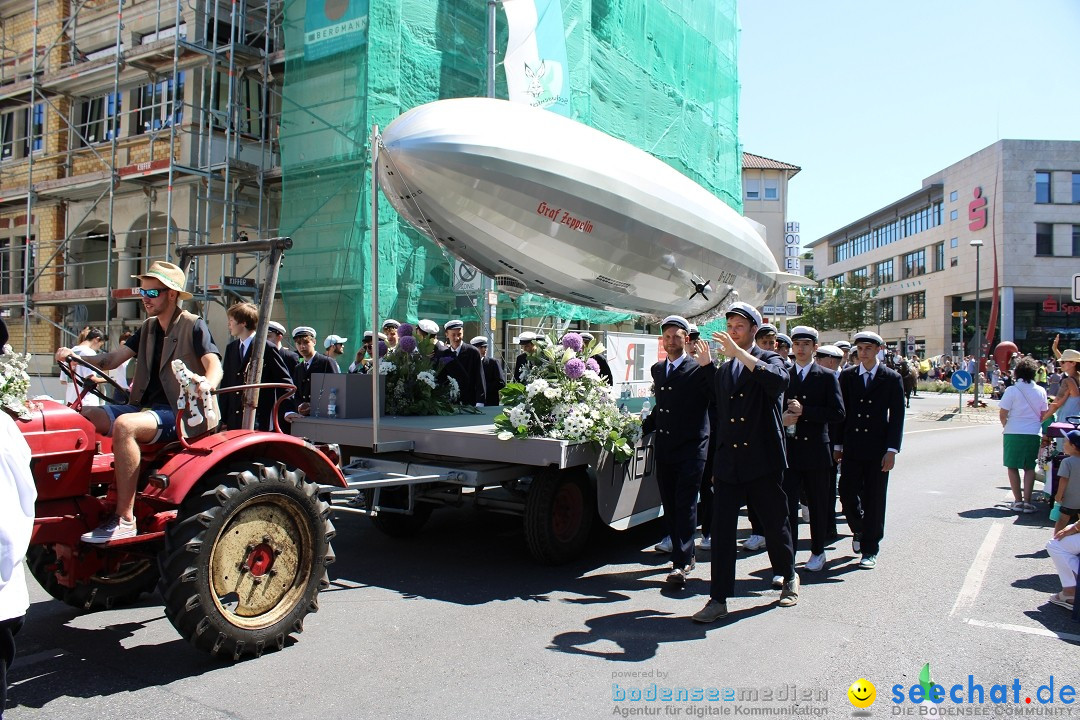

{"left": 970, "top": 238, "right": 984, "bottom": 407}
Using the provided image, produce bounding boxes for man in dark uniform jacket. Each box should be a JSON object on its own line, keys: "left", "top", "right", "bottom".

{"left": 417, "top": 319, "right": 471, "bottom": 404}
{"left": 580, "top": 332, "right": 614, "bottom": 385}
{"left": 782, "top": 326, "right": 845, "bottom": 572}
{"left": 444, "top": 319, "right": 485, "bottom": 406}
{"left": 471, "top": 335, "right": 506, "bottom": 406}
{"left": 268, "top": 320, "right": 300, "bottom": 376}
{"left": 641, "top": 315, "right": 716, "bottom": 586}
{"left": 834, "top": 331, "right": 905, "bottom": 569}
{"left": 288, "top": 326, "right": 339, "bottom": 412}
{"left": 219, "top": 302, "right": 293, "bottom": 431}
{"left": 693, "top": 303, "right": 797, "bottom": 623}
{"left": 815, "top": 344, "right": 845, "bottom": 540}
{"left": 513, "top": 331, "right": 538, "bottom": 383}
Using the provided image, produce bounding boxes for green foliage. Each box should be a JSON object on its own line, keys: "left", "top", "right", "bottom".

{"left": 796, "top": 275, "right": 876, "bottom": 334}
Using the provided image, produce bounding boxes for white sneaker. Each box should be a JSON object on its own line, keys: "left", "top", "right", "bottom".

{"left": 698, "top": 535, "right": 712, "bottom": 551}
{"left": 81, "top": 515, "right": 137, "bottom": 544}
{"left": 654, "top": 536, "right": 673, "bottom": 553}
{"left": 800, "top": 504, "right": 810, "bottom": 523}
{"left": 771, "top": 575, "right": 784, "bottom": 588}
{"left": 743, "top": 534, "right": 766, "bottom": 551}
{"left": 804, "top": 553, "right": 826, "bottom": 572}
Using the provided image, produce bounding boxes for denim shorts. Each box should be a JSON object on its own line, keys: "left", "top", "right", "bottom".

{"left": 102, "top": 404, "right": 178, "bottom": 443}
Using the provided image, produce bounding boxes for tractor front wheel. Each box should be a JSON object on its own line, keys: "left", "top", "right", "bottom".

{"left": 158, "top": 462, "right": 336, "bottom": 660}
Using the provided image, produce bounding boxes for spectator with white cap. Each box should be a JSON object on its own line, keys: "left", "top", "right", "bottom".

{"left": 267, "top": 320, "right": 300, "bottom": 374}
{"left": 471, "top": 335, "right": 505, "bottom": 406}
{"left": 349, "top": 331, "right": 387, "bottom": 373}
{"left": 834, "top": 340, "right": 852, "bottom": 368}
{"left": 443, "top": 319, "right": 485, "bottom": 406}
{"left": 323, "top": 334, "right": 347, "bottom": 372}
{"left": 834, "top": 330, "right": 905, "bottom": 570}
{"left": 783, "top": 325, "right": 845, "bottom": 573}
{"left": 382, "top": 319, "right": 401, "bottom": 351}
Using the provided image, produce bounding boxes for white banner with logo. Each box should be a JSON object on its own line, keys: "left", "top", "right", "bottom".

{"left": 605, "top": 332, "right": 661, "bottom": 398}
{"left": 502, "top": 0, "right": 572, "bottom": 117}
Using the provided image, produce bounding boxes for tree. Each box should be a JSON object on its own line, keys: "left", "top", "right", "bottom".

{"left": 795, "top": 272, "right": 875, "bottom": 334}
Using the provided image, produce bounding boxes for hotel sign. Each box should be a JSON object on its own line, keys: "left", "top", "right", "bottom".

{"left": 784, "top": 222, "right": 801, "bottom": 273}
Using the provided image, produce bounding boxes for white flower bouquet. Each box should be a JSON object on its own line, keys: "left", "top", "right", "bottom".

{"left": 0, "top": 344, "right": 34, "bottom": 419}
{"left": 494, "top": 332, "right": 641, "bottom": 462}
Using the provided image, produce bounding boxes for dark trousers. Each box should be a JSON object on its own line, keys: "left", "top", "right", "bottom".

{"left": 839, "top": 458, "right": 890, "bottom": 556}
{"left": 710, "top": 474, "right": 794, "bottom": 602}
{"left": 785, "top": 466, "right": 832, "bottom": 557}
{"left": 657, "top": 455, "right": 704, "bottom": 569}
{"left": 747, "top": 501, "right": 764, "bottom": 536}
{"left": 1, "top": 616, "right": 24, "bottom": 718}
{"left": 828, "top": 463, "right": 840, "bottom": 539}
{"left": 698, "top": 440, "right": 716, "bottom": 538}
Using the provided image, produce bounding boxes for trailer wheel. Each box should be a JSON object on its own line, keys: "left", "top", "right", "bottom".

{"left": 158, "top": 462, "right": 336, "bottom": 660}
{"left": 26, "top": 545, "right": 159, "bottom": 611}
{"left": 369, "top": 488, "right": 435, "bottom": 538}
{"left": 524, "top": 468, "right": 595, "bottom": 565}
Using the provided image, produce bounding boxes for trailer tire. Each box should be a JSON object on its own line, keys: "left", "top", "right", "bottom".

{"left": 158, "top": 462, "right": 336, "bottom": 660}
{"left": 524, "top": 468, "right": 594, "bottom": 565}
{"left": 26, "top": 544, "right": 159, "bottom": 611}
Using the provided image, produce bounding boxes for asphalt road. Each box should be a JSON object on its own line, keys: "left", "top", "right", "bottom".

{"left": 7, "top": 391, "right": 1078, "bottom": 719}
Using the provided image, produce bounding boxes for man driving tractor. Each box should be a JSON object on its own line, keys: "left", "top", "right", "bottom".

{"left": 54, "top": 261, "right": 222, "bottom": 544}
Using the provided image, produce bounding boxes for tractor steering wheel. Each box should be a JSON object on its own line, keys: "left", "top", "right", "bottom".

{"left": 58, "top": 353, "right": 129, "bottom": 409}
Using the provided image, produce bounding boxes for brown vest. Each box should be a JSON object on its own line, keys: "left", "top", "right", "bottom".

{"left": 128, "top": 309, "right": 220, "bottom": 437}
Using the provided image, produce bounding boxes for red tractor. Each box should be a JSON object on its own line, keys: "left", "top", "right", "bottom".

{"left": 24, "top": 346, "right": 346, "bottom": 660}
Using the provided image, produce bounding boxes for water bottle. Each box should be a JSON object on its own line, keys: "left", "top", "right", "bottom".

{"left": 640, "top": 399, "right": 651, "bottom": 420}
{"left": 327, "top": 387, "right": 338, "bottom": 419}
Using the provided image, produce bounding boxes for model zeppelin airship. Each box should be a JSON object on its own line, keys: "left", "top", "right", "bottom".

{"left": 376, "top": 98, "right": 802, "bottom": 321}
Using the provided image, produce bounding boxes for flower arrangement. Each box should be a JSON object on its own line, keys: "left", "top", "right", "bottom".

{"left": 495, "top": 332, "right": 641, "bottom": 462}
{"left": 0, "top": 344, "right": 33, "bottom": 419}
{"left": 380, "top": 323, "right": 464, "bottom": 416}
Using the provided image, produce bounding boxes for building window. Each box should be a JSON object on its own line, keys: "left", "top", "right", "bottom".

{"left": 207, "top": 71, "right": 268, "bottom": 136}
{"left": 933, "top": 242, "right": 945, "bottom": 272}
{"left": 850, "top": 267, "right": 868, "bottom": 286}
{"left": 1073, "top": 173, "right": 1080, "bottom": 204}
{"left": 764, "top": 178, "right": 778, "bottom": 200}
{"left": 1036, "top": 223, "right": 1053, "bottom": 256}
{"left": 1073, "top": 225, "right": 1080, "bottom": 257}
{"left": 902, "top": 249, "right": 926, "bottom": 279}
{"left": 0, "top": 235, "right": 35, "bottom": 295}
{"left": 950, "top": 256, "right": 958, "bottom": 267}
{"left": 0, "top": 111, "right": 13, "bottom": 160}
{"left": 828, "top": 274, "right": 844, "bottom": 288}
{"left": 950, "top": 237, "right": 958, "bottom": 248}
{"left": 875, "top": 259, "right": 893, "bottom": 285}
{"left": 877, "top": 298, "right": 894, "bottom": 324}
{"left": 829, "top": 200, "right": 943, "bottom": 263}
{"left": 744, "top": 179, "right": 760, "bottom": 200}
{"left": 950, "top": 209, "right": 958, "bottom": 221}
{"left": 137, "top": 73, "right": 185, "bottom": 134}
{"left": 950, "top": 190, "right": 958, "bottom": 202}
{"left": 78, "top": 93, "right": 121, "bottom": 145}
{"left": 26, "top": 104, "right": 43, "bottom": 154}
{"left": 1036, "top": 171, "right": 1051, "bottom": 203}
{"left": 902, "top": 291, "right": 926, "bottom": 320}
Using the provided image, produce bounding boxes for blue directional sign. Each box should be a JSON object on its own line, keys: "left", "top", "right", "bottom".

{"left": 951, "top": 370, "right": 973, "bottom": 391}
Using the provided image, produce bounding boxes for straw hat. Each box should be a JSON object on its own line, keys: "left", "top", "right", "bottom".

{"left": 131, "top": 261, "right": 192, "bottom": 299}
{"left": 1059, "top": 348, "right": 1080, "bottom": 363}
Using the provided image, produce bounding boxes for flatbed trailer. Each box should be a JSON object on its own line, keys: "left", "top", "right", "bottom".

{"left": 292, "top": 404, "right": 663, "bottom": 564}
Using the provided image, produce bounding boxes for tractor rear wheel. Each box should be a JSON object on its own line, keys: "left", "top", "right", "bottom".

{"left": 158, "top": 462, "right": 336, "bottom": 660}
{"left": 26, "top": 544, "right": 159, "bottom": 611}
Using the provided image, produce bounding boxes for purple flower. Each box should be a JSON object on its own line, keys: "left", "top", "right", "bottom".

{"left": 397, "top": 323, "right": 414, "bottom": 337}
{"left": 585, "top": 358, "right": 600, "bottom": 373}
{"left": 565, "top": 357, "right": 585, "bottom": 379}
{"left": 560, "top": 332, "right": 584, "bottom": 353}
{"left": 377, "top": 340, "right": 388, "bottom": 357}
{"left": 398, "top": 335, "right": 418, "bottom": 353}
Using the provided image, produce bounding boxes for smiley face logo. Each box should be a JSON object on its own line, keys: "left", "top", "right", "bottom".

{"left": 847, "top": 678, "right": 876, "bottom": 709}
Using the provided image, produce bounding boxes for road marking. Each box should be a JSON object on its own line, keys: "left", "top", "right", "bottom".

{"left": 950, "top": 521, "right": 1004, "bottom": 616}
{"left": 906, "top": 425, "right": 989, "bottom": 435}
{"left": 963, "top": 618, "right": 1080, "bottom": 643}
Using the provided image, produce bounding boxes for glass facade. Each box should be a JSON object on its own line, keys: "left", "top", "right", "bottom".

{"left": 832, "top": 201, "right": 942, "bottom": 263}
{"left": 1036, "top": 171, "right": 1051, "bottom": 203}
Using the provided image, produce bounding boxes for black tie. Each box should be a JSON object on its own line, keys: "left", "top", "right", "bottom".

{"left": 732, "top": 362, "right": 741, "bottom": 382}
{"left": 864, "top": 372, "right": 870, "bottom": 388}
{"left": 667, "top": 362, "right": 675, "bottom": 377}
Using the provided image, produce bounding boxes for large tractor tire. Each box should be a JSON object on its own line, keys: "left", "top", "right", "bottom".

{"left": 523, "top": 468, "right": 595, "bottom": 565}
{"left": 26, "top": 544, "right": 159, "bottom": 611}
{"left": 369, "top": 487, "right": 435, "bottom": 538}
{"left": 158, "top": 462, "right": 336, "bottom": 660}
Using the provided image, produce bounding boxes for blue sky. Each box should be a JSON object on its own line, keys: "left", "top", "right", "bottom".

{"left": 737, "top": 0, "right": 1080, "bottom": 247}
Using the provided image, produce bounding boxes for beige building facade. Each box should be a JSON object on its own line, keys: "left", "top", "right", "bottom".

{"left": 808, "top": 140, "right": 1080, "bottom": 358}
{"left": 741, "top": 151, "right": 801, "bottom": 326}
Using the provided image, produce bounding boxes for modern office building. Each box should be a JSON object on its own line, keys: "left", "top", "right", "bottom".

{"left": 807, "top": 140, "right": 1080, "bottom": 358}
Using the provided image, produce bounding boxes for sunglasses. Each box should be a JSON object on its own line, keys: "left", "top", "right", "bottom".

{"left": 138, "top": 288, "right": 163, "bottom": 298}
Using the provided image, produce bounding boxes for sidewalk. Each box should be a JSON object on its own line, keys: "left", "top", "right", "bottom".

{"left": 909, "top": 391, "right": 1000, "bottom": 424}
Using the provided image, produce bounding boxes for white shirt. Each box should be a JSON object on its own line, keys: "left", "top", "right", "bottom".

{"left": 665, "top": 353, "right": 688, "bottom": 374}
{"left": 65, "top": 344, "right": 101, "bottom": 407}
{"left": 999, "top": 380, "right": 1048, "bottom": 436}
{"left": 794, "top": 361, "right": 813, "bottom": 380}
{"left": 0, "top": 410, "right": 36, "bottom": 621}
{"left": 859, "top": 360, "right": 880, "bottom": 384}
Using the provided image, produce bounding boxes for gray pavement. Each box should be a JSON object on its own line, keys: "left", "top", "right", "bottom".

{"left": 6, "top": 391, "right": 1078, "bottom": 719}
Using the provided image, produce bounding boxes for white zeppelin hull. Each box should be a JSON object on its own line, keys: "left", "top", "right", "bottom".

{"left": 377, "top": 98, "right": 787, "bottom": 321}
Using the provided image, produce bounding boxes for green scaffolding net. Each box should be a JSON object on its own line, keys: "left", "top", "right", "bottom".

{"left": 279, "top": 0, "right": 740, "bottom": 354}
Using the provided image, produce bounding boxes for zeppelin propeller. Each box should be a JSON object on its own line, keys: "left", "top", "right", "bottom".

{"left": 376, "top": 98, "right": 804, "bottom": 321}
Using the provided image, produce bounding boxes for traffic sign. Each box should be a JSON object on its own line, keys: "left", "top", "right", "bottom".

{"left": 1073, "top": 273, "right": 1080, "bottom": 303}
{"left": 951, "top": 370, "right": 972, "bottom": 392}
{"left": 452, "top": 260, "right": 482, "bottom": 293}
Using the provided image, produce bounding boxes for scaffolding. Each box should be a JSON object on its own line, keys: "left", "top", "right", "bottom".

{"left": 0, "top": 0, "right": 286, "bottom": 364}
